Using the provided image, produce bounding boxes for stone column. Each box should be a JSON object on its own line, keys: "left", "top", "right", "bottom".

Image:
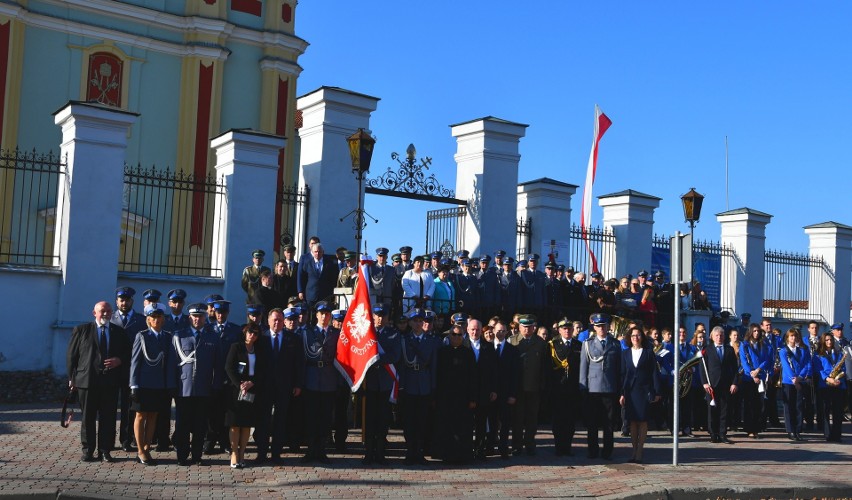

{"left": 716, "top": 208, "right": 772, "bottom": 318}
{"left": 211, "top": 129, "right": 286, "bottom": 318}
{"left": 804, "top": 222, "right": 852, "bottom": 326}
{"left": 452, "top": 117, "right": 528, "bottom": 256}
{"left": 52, "top": 101, "right": 139, "bottom": 372}
{"left": 516, "top": 178, "right": 577, "bottom": 262}
{"left": 598, "top": 190, "right": 661, "bottom": 279}
{"left": 296, "top": 87, "right": 379, "bottom": 254}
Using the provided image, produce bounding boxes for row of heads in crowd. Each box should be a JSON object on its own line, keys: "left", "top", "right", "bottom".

{"left": 251, "top": 244, "right": 672, "bottom": 283}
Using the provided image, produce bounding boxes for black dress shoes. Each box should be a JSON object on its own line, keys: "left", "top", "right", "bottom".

{"left": 177, "top": 458, "right": 192, "bottom": 466}
{"left": 720, "top": 436, "right": 734, "bottom": 444}
{"left": 81, "top": 453, "right": 96, "bottom": 463}
{"left": 121, "top": 443, "right": 137, "bottom": 452}
{"left": 99, "top": 451, "right": 116, "bottom": 463}
{"left": 788, "top": 433, "right": 797, "bottom": 441}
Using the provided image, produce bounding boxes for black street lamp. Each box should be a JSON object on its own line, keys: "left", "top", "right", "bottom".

{"left": 345, "top": 128, "right": 376, "bottom": 255}
{"left": 680, "top": 187, "right": 704, "bottom": 307}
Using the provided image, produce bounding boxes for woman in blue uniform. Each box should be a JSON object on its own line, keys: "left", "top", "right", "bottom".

{"left": 739, "top": 323, "right": 772, "bottom": 439}
{"left": 815, "top": 333, "right": 846, "bottom": 442}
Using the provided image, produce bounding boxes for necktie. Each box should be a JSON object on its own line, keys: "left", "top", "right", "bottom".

{"left": 717, "top": 346, "right": 724, "bottom": 360}
{"left": 601, "top": 339, "right": 606, "bottom": 349}
{"left": 193, "top": 330, "right": 199, "bottom": 341}
{"left": 121, "top": 315, "right": 128, "bottom": 328}
{"left": 99, "top": 327, "right": 107, "bottom": 359}
{"left": 419, "top": 275, "right": 424, "bottom": 298}
{"left": 273, "top": 334, "right": 280, "bottom": 354}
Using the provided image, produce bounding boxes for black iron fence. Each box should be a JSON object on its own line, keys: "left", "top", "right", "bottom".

{"left": 425, "top": 206, "right": 466, "bottom": 258}
{"left": 516, "top": 217, "right": 532, "bottom": 261}
{"left": 120, "top": 164, "right": 226, "bottom": 277}
{"left": 0, "top": 148, "right": 65, "bottom": 267}
{"left": 276, "top": 183, "right": 310, "bottom": 256}
{"left": 568, "top": 224, "right": 615, "bottom": 276}
{"left": 763, "top": 249, "right": 829, "bottom": 321}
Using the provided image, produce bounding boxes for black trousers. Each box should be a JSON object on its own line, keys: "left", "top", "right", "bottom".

{"left": 820, "top": 386, "right": 844, "bottom": 441}
{"left": 742, "top": 381, "right": 765, "bottom": 434}
{"left": 303, "top": 389, "right": 334, "bottom": 457}
{"left": 677, "top": 387, "right": 692, "bottom": 429}
{"left": 364, "top": 389, "right": 391, "bottom": 459}
{"left": 512, "top": 390, "right": 541, "bottom": 452}
{"left": 780, "top": 384, "right": 804, "bottom": 434}
{"left": 154, "top": 397, "right": 172, "bottom": 447}
{"left": 174, "top": 396, "right": 210, "bottom": 460}
{"left": 706, "top": 386, "right": 729, "bottom": 438}
{"left": 586, "top": 392, "right": 617, "bottom": 457}
{"left": 551, "top": 389, "right": 578, "bottom": 452}
{"left": 77, "top": 385, "right": 119, "bottom": 454}
{"left": 205, "top": 387, "right": 230, "bottom": 449}
{"left": 472, "top": 399, "right": 491, "bottom": 456}
{"left": 764, "top": 375, "right": 782, "bottom": 427}
{"left": 487, "top": 397, "right": 513, "bottom": 453}
{"left": 401, "top": 393, "right": 432, "bottom": 460}
{"left": 255, "top": 391, "right": 290, "bottom": 457}
{"left": 333, "top": 386, "right": 351, "bottom": 447}
{"left": 118, "top": 384, "right": 135, "bottom": 447}
{"left": 802, "top": 382, "right": 822, "bottom": 428}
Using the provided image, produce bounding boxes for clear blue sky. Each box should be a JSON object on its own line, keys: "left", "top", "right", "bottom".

{"left": 295, "top": 2, "right": 852, "bottom": 258}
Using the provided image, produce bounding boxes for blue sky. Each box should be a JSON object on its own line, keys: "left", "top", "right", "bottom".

{"left": 295, "top": 2, "right": 851, "bottom": 257}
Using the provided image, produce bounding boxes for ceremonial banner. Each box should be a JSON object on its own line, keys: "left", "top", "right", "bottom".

{"left": 335, "top": 257, "right": 380, "bottom": 391}
{"left": 580, "top": 105, "right": 612, "bottom": 273}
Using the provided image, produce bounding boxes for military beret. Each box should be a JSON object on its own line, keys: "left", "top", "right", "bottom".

{"left": 204, "top": 294, "right": 225, "bottom": 304}
{"left": 252, "top": 249, "right": 265, "bottom": 258}
{"left": 375, "top": 247, "right": 389, "bottom": 256}
{"left": 115, "top": 286, "right": 136, "bottom": 298}
{"left": 399, "top": 246, "right": 413, "bottom": 254}
{"left": 212, "top": 300, "right": 231, "bottom": 312}
{"left": 142, "top": 289, "right": 162, "bottom": 302}
{"left": 518, "top": 314, "right": 537, "bottom": 326}
{"left": 187, "top": 303, "right": 207, "bottom": 315}
{"left": 167, "top": 289, "right": 187, "bottom": 301}
{"left": 144, "top": 303, "right": 166, "bottom": 316}
{"left": 590, "top": 313, "right": 610, "bottom": 325}
{"left": 315, "top": 301, "right": 331, "bottom": 312}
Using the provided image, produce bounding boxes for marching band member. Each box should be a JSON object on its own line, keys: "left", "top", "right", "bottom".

{"left": 779, "top": 328, "right": 810, "bottom": 442}
{"left": 739, "top": 323, "right": 772, "bottom": 439}
{"left": 815, "top": 333, "right": 846, "bottom": 442}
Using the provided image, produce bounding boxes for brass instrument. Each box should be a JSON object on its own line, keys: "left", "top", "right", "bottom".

{"left": 775, "top": 347, "right": 783, "bottom": 388}
{"left": 678, "top": 350, "right": 704, "bottom": 398}
{"left": 829, "top": 351, "right": 848, "bottom": 381}
{"left": 609, "top": 315, "right": 631, "bottom": 339}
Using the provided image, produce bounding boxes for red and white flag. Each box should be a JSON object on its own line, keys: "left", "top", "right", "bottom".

{"left": 580, "top": 105, "right": 612, "bottom": 273}
{"left": 335, "top": 257, "right": 381, "bottom": 391}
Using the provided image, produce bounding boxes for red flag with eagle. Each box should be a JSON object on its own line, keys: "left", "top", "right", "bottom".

{"left": 580, "top": 105, "right": 612, "bottom": 273}
{"left": 335, "top": 255, "right": 401, "bottom": 398}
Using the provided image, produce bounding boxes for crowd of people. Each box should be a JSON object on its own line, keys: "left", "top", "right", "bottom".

{"left": 65, "top": 238, "right": 852, "bottom": 468}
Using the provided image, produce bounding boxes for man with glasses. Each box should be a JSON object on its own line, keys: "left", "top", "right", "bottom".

{"left": 579, "top": 313, "right": 621, "bottom": 460}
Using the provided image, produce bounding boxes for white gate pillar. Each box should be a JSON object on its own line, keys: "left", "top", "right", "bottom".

{"left": 598, "top": 190, "right": 661, "bottom": 279}
{"left": 516, "top": 178, "right": 577, "bottom": 262}
{"left": 717, "top": 208, "right": 772, "bottom": 318}
{"left": 804, "top": 222, "right": 852, "bottom": 326}
{"left": 296, "top": 87, "right": 379, "bottom": 254}
{"left": 452, "top": 117, "right": 527, "bottom": 257}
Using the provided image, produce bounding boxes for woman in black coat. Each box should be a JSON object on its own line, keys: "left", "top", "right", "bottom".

{"left": 225, "top": 323, "right": 269, "bottom": 468}
{"left": 619, "top": 327, "right": 661, "bottom": 463}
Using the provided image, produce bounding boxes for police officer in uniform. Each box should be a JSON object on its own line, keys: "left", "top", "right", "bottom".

{"left": 164, "top": 289, "right": 189, "bottom": 333}
{"left": 399, "top": 308, "right": 440, "bottom": 465}
{"left": 172, "top": 303, "right": 219, "bottom": 465}
{"left": 579, "top": 313, "right": 622, "bottom": 460}
{"left": 300, "top": 301, "right": 339, "bottom": 463}
{"left": 370, "top": 248, "right": 396, "bottom": 308}
{"left": 111, "top": 287, "right": 145, "bottom": 452}
{"left": 362, "top": 303, "right": 401, "bottom": 465}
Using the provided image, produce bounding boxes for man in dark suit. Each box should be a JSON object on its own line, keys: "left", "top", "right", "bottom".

{"left": 700, "top": 325, "right": 739, "bottom": 444}
{"left": 297, "top": 242, "right": 339, "bottom": 309}
{"left": 67, "top": 301, "right": 131, "bottom": 462}
{"left": 489, "top": 319, "right": 518, "bottom": 458}
{"left": 512, "top": 314, "right": 550, "bottom": 456}
{"left": 549, "top": 318, "right": 582, "bottom": 456}
{"left": 462, "top": 318, "right": 497, "bottom": 460}
{"left": 255, "top": 307, "right": 304, "bottom": 463}
{"left": 110, "top": 286, "right": 145, "bottom": 452}
{"left": 273, "top": 244, "right": 299, "bottom": 302}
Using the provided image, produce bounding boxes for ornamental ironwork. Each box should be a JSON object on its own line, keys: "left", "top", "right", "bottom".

{"left": 366, "top": 144, "right": 464, "bottom": 204}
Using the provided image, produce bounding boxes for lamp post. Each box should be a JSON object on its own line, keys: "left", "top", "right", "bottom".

{"left": 345, "top": 128, "right": 376, "bottom": 255}
{"left": 680, "top": 187, "right": 704, "bottom": 308}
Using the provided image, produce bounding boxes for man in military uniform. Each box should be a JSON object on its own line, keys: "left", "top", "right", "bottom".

{"left": 362, "top": 303, "right": 401, "bottom": 465}
{"left": 399, "top": 308, "right": 440, "bottom": 465}
{"left": 300, "top": 301, "right": 339, "bottom": 464}
{"left": 579, "top": 313, "right": 622, "bottom": 460}
{"left": 172, "top": 303, "right": 219, "bottom": 466}
{"left": 337, "top": 251, "right": 359, "bottom": 288}
{"left": 512, "top": 315, "right": 550, "bottom": 456}
{"left": 164, "top": 289, "right": 189, "bottom": 333}
{"left": 111, "top": 286, "right": 145, "bottom": 452}
{"left": 241, "top": 249, "right": 271, "bottom": 303}
{"left": 203, "top": 300, "right": 242, "bottom": 455}
{"left": 549, "top": 318, "right": 582, "bottom": 456}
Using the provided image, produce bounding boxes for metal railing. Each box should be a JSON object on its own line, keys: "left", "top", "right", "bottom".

{"left": 120, "top": 164, "right": 225, "bottom": 277}
{"left": 569, "top": 224, "right": 615, "bottom": 277}
{"left": 516, "top": 217, "right": 532, "bottom": 261}
{"left": 276, "top": 183, "right": 310, "bottom": 256}
{"left": 0, "top": 148, "right": 65, "bottom": 267}
{"left": 425, "top": 206, "right": 466, "bottom": 257}
{"left": 763, "top": 249, "right": 829, "bottom": 322}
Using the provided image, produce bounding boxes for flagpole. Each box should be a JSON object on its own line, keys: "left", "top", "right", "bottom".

{"left": 725, "top": 136, "right": 729, "bottom": 211}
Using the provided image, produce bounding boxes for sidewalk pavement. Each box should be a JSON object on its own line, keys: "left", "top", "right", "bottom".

{"left": 1, "top": 404, "right": 850, "bottom": 499}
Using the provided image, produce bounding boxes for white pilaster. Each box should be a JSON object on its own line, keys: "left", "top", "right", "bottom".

{"left": 598, "top": 190, "right": 661, "bottom": 279}
{"left": 52, "top": 101, "right": 138, "bottom": 372}
{"left": 716, "top": 208, "right": 772, "bottom": 318}
{"left": 296, "top": 87, "right": 379, "bottom": 253}
{"left": 211, "top": 129, "right": 285, "bottom": 317}
{"left": 804, "top": 222, "right": 852, "bottom": 326}
{"left": 516, "top": 178, "right": 577, "bottom": 261}
{"left": 452, "top": 117, "right": 527, "bottom": 256}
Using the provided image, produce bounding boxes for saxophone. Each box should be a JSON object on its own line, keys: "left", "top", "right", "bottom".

{"left": 829, "top": 351, "right": 848, "bottom": 381}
